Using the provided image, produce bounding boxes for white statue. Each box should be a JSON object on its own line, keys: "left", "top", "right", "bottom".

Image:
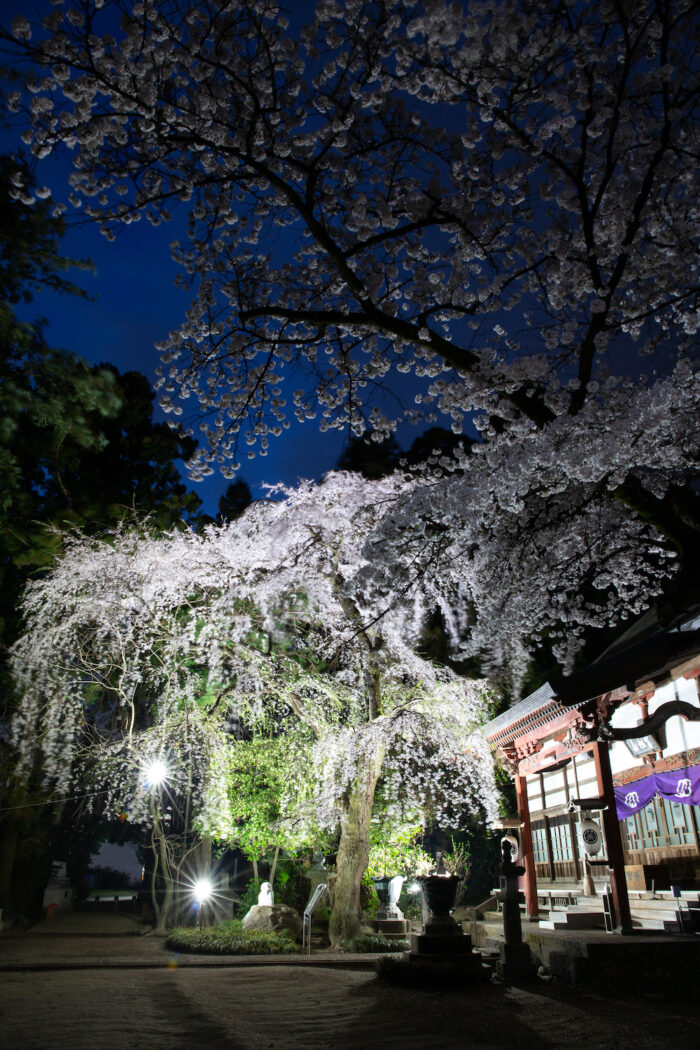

{"left": 258, "top": 881, "right": 274, "bottom": 906}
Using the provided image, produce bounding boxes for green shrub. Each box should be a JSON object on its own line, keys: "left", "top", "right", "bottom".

{"left": 234, "top": 877, "right": 262, "bottom": 916}
{"left": 349, "top": 934, "right": 410, "bottom": 953}
{"left": 166, "top": 919, "right": 300, "bottom": 956}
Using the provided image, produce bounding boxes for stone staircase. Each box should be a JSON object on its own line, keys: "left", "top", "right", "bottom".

{"left": 468, "top": 889, "right": 700, "bottom": 944}
{"left": 538, "top": 902, "right": 606, "bottom": 931}
{"left": 627, "top": 890, "right": 700, "bottom": 933}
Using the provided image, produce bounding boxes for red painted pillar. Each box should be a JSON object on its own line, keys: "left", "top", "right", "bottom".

{"left": 591, "top": 741, "right": 633, "bottom": 934}
{"left": 515, "top": 773, "right": 539, "bottom": 920}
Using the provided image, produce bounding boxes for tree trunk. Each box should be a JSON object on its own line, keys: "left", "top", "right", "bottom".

{"left": 328, "top": 747, "right": 384, "bottom": 948}
{"left": 149, "top": 814, "right": 175, "bottom": 935}
{"left": 269, "top": 844, "right": 280, "bottom": 888}
{"left": 0, "top": 815, "right": 19, "bottom": 916}
{"left": 153, "top": 823, "right": 175, "bottom": 934}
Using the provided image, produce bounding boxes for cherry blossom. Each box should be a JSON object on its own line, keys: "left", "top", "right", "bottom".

{"left": 11, "top": 473, "right": 498, "bottom": 942}
{"left": 4, "top": 0, "right": 698, "bottom": 671}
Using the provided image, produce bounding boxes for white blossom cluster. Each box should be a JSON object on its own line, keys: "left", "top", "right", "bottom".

{"left": 311, "top": 698, "right": 498, "bottom": 834}
{"left": 6, "top": 0, "right": 697, "bottom": 480}
{"left": 368, "top": 360, "right": 700, "bottom": 689}
{"left": 6, "top": 0, "right": 698, "bottom": 684}
{"left": 11, "top": 472, "right": 499, "bottom": 837}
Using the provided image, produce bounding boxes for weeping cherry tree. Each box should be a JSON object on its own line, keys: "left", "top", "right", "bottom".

{"left": 11, "top": 473, "right": 498, "bottom": 943}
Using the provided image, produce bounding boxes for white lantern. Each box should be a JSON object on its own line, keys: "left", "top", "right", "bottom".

{"left": 579, "top": 818, "right": 603, "bottom": 856}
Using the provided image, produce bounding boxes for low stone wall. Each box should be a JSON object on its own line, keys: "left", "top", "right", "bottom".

{"left": 522, "top": 929, "right": 700, "bottom": 997}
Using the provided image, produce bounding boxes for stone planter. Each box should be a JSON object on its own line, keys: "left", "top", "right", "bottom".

{"left": 416, "top": 873, "right": 459, "bottom": 921}
{"left": 410, "top": 873, "right": 482, "bottom": 969}
{"left": 371, "top": 875, "right": 410, "bottom": 938}
{"left": 372, "top": 875, "right": 405, "bottom": 920}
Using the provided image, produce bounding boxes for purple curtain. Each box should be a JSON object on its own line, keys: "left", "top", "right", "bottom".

{"left": 614, "top": 766, "right": 700, "bottom": 818}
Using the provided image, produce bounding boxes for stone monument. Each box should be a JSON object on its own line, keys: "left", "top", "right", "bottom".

{"left": 258, "top": 881, "right": 274, "bottom": 906}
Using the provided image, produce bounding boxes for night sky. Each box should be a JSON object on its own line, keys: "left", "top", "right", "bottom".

{"left": 0, "top": 0, "right": 449, "bottom": 516}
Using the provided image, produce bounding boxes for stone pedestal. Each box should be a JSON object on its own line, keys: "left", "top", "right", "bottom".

{"left": 372, "top": 916, "right": 411, "bottom": 938}
{"left": 497, "top": 941, "right": 537, "bottom": 981}
{"left": 383, "top": 858, "right": 486, "bottom": 983}
{"left": 409, "top": 915, "right": 483, "bottom": 975}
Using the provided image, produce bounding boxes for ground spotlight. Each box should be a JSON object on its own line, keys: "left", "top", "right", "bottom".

{"left": 143, "top": 757, "right": 168, "bottom": 788}
{"left": 193, "top": 877, "right": 213, "bottom": 904}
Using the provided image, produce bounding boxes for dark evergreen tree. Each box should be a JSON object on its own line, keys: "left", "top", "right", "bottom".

{"left": 217, "top": 479, "right": 252, "bottom": 523}
{"left": 336, "top": 431, "right": 401, "bottom": 479}
{"left": 0, "top": 153, "right": 203, "bottom": 919}
{"left": 403, "top": 427, "right": 475, "bottom": 469}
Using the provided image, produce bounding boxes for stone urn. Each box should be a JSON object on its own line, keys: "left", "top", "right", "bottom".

{"left": 415, "top": 852, "right": 459, "bottom": 928}
{"left": 372, "top": 875, "right": 405, "bottom": 920}
{"left": 416, "top": 872, "right": 459, "bottom": 920}
{"left": 408, "top": 852, "right": 482, "bottom": 971}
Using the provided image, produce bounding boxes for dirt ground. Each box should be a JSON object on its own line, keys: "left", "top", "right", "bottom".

{"left": 1, "top": 919, "right": 699, "bottom": 1050}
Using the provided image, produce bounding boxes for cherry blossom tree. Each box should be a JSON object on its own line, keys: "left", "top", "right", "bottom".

{"left": 3, "top": 0, "right": 698, "bottom": 672}
{"left": 11, "top": 473, "right": 498, "bottom": 943}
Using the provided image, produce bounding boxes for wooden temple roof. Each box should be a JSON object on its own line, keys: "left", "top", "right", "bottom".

{"left": 483, "top": 610, "right": 700, "bottom": 749}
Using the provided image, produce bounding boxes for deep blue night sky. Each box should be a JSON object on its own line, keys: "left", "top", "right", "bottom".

{"left": 0, "top": 0, "right": 451, "bottom": 515}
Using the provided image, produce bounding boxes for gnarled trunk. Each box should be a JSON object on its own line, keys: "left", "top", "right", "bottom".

{"left": 328, "top": 746, "right": 384, "bottom": 948}
{"left": 150, "top": 813, "right": 175, "bottom": 935}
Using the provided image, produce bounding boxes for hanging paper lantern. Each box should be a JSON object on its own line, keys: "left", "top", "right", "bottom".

{"left": 579, "top": 818, "right": 603, "bottom": 855}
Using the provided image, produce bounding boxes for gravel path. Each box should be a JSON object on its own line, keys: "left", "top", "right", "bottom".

{"left": 2, "top": 963, "right": 700, "bottom": 1050}
{"left": 1, "top": 915, "right": 698, "bottom": 1049}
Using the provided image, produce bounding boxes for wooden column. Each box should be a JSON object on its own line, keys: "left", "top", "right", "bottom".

{"left": 591, "top": 740, "right": 633, "bottom": 933}
{"left": 515, "top": 774, "right": 539, "bottom": 920}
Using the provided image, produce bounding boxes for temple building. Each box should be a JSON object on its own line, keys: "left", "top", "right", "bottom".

{"left": 482, "top": 609, "right": 700, "bottom": 932}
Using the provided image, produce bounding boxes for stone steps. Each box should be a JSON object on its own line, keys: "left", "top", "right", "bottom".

{"left": 539, "top": 905, "right": 605, "bottom": 931}
{"left": 474, "top": 891, "right": 700, "bottom": 936}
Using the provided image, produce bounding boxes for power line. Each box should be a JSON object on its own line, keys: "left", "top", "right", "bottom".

{"left": 0, "top": 788, "right": 108, "bottom": 814}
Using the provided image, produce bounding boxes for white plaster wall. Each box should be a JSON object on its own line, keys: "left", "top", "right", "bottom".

{"left": 570, "top": 755, "right": 597, "bottom": 798}
{"left": 610, "top": 739, "right": 644, "bottom": 774}
{"left": 609, "top": 675, "right": 700, "bottom": 773}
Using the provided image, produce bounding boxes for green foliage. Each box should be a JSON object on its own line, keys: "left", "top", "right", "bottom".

{"left": 0, "top": 154, "right": 205, "bottom": 660}
{"left": 365, "top": 820, "right": 432, "bottom": 879}
{"left": 234, "top": 876, "right": 262, "bottom": 915}
{"left": 0, "top": 153, "right": 93, "bottom": 304}
{"left": 347, "top": 934, "right": 410, "bottom": 953}
{"left": 222, "top": 733, "right": 315, "bottom": 861}
{"left": 441, "top": 836, "right": 472, "bottom": 907}
{"left": 421, "top": 822, "right": 499, "bottom": 908}
{"left": 166, "top": 919, "right": 300, "bottom": 955}
{"left": 396, "top": 884, "right": 423, "bottom": 923}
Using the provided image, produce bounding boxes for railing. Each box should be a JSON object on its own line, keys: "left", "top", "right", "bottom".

{"left": 536, "top": 889, "right": 579, "bottom": 910}
{"left": 302, "top": 882, "right": 328, "bottom": 955}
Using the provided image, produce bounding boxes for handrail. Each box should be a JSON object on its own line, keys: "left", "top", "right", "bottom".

{"left": 302, "top": 882, "right": 328, "bottom": 955}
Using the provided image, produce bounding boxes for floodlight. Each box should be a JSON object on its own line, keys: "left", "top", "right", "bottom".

{"left": 193, "top": 877, "right": 213, "bottom": 904}
{"left": 144, "top": 758, "right": 168, "bottom": 788}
